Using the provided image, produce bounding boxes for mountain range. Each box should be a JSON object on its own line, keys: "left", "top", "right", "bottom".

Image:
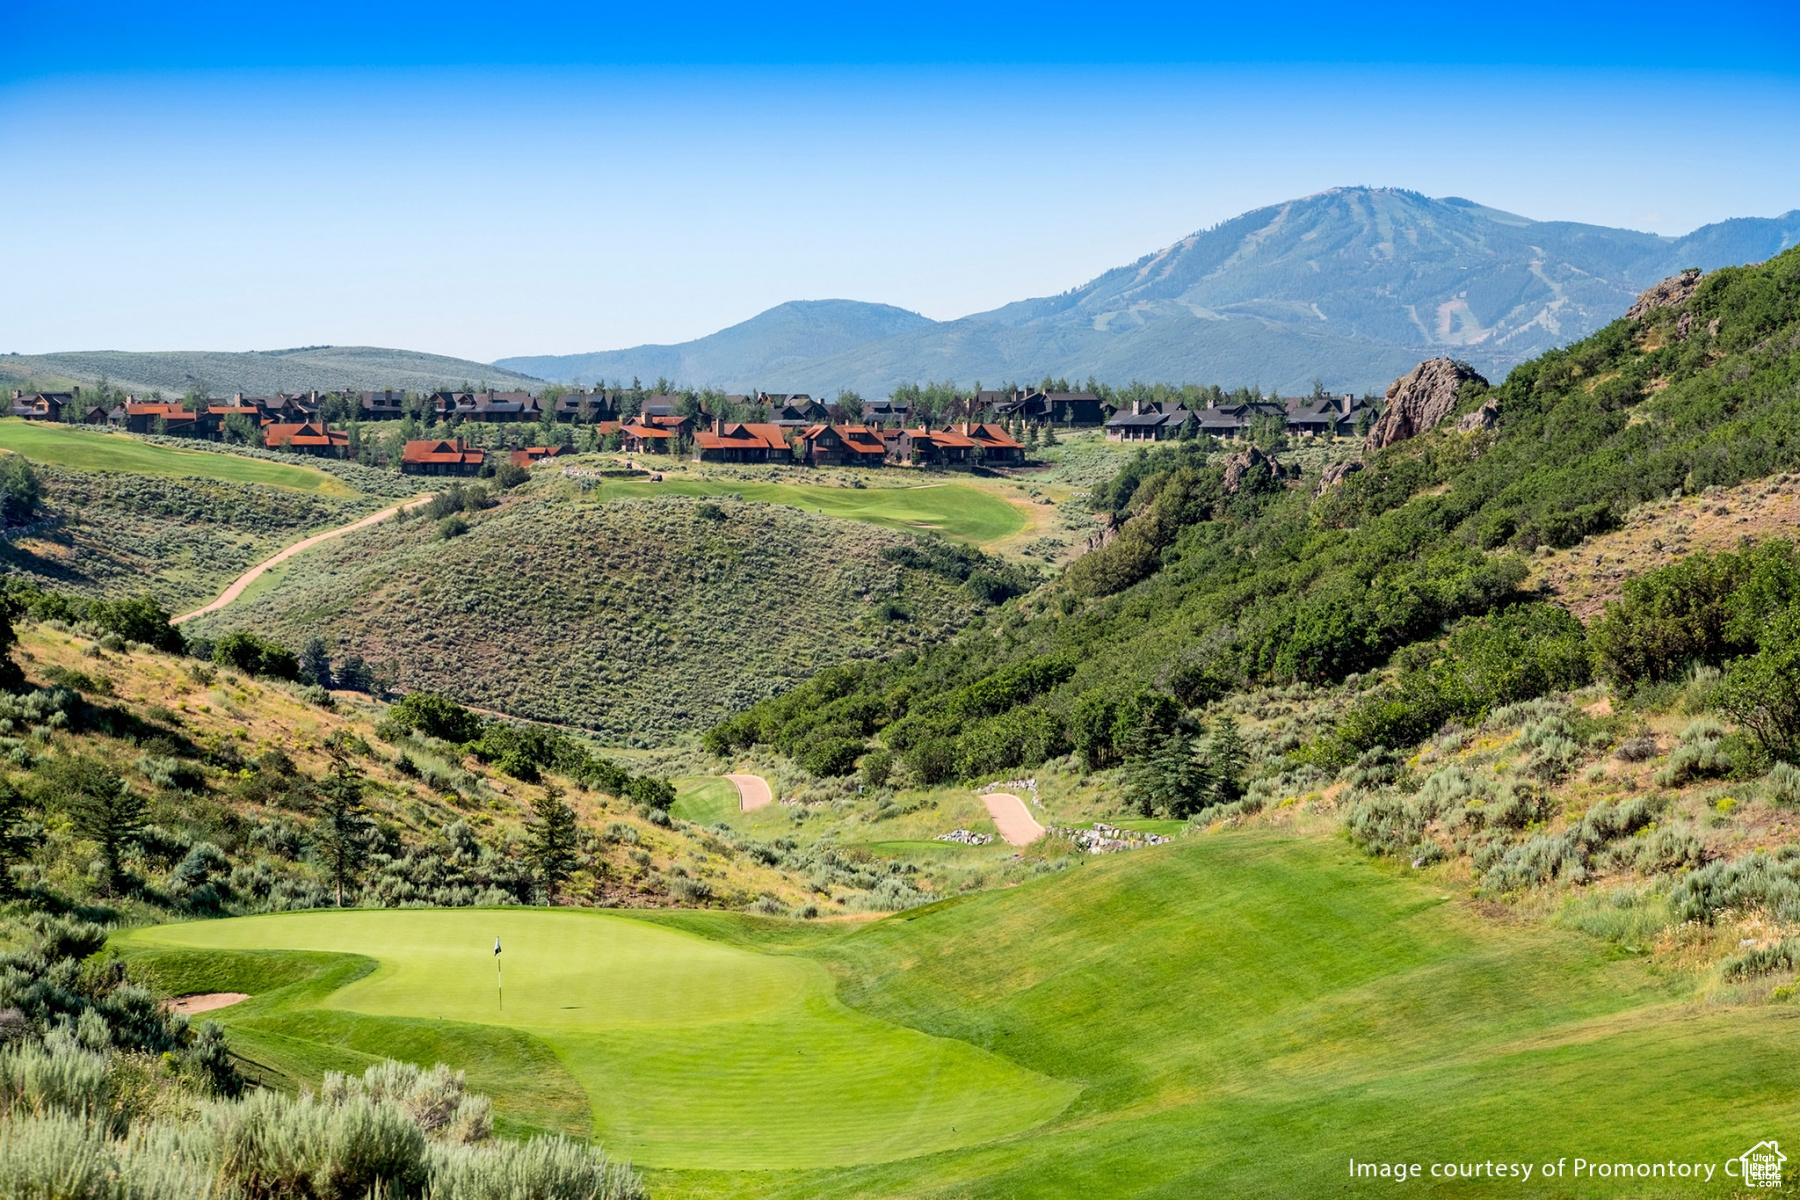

{"left": 498, "top": 187, "right": 1800, "bottom": 396}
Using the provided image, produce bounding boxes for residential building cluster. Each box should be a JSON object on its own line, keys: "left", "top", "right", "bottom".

{"left": 7, "top": 382, "right": 1375, "bottom": 476}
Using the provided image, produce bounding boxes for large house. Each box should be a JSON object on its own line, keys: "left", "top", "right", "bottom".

{"left": 801, "top": 424, "right": 886, "bottom": 467}
{"left": 766, "top": 396, "right": 830, "bottom": 426}
{"left": 436, "top": 390, "right": 539, "bottom": 423}
{"left": 965, "top": 422, "right": 1025, "bottom": 464}
{"left": 264, "top": 422, "right": 350, "bottom": 457}
{"left": 401, "top": 437, "right": 486, "bottom": 476}
{"left": 886, "top": 425, "right": 976, "bottom": 466}
{"left": 10, "top": 389, "right": 76, "bottom": 421}
{"left": 550, "top": 388, "right": 621, "bottom": 423}
{"left": 114, "top": 401, "right": 201, "bottom": 436}
{"left": 619, "top": 419, "right": 674, "bottom": 454}
{"left": 862, "top": 399, "right": 912, "bottom": 428}
{"left": 996, "top": 390, "right": 1107, "bottom": 426}
{"left": 359, "top": 390, "right": 409, "bottom": 420}
{"left": 1285, "top": 394, "right": 1373, "bottom": 437}
{"left": 693, "top": 421, "right": 792, "bottom": 463}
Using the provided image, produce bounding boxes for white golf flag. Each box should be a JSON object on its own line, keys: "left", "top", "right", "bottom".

{"left": 494, "top": 937, "right": 502, "bottom": 956}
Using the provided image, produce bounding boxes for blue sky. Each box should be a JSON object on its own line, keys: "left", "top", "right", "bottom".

{"left": 3, "top": 2, "right": 1798, "bottom": 362}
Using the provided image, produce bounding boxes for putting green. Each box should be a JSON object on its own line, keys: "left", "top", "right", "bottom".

{"left": 118, "top": 908, "right": 1076, "bottom": 1169}
{"left": 587, "top": 478, "right": 1024, "bottom": 545}
{"left": 0, "top": 419, "right": 354, "bottom": 494}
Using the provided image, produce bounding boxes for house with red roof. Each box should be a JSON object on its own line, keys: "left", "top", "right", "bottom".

{"left": 264, "top": 422, "right": 350, "bottom": 457}
{"left": 509, "top": 445, "right": 568, "bottom": 468}
{"left": 887, "top": 425, "right": 977, "bottom": 466}
{"left": 401, "top": 437, "right": 486, "bottom": 476}
{"left": 964, "top": 422, "right": 1025, "bottom": 465}
{"left": 116, "top": 401, "right": 201, "bottom": 436}
{"left": 693, "top": 420, "right": 792, "bottom": 463}
{"left": 620, "top": 419, "right": 676, "bottom": 454}
{"left": 801, "top": 424, "right": 886, "bottom": 467}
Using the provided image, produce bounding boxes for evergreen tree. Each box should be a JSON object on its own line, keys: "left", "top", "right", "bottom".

{"left": 54, "top": 756, "right": 144, "bottom": 894}
{"left": 298, "top": 637, "right": 333, "bottom": 690}
{"left": 1203, "top": 714, "right": 1248, "bottom": 808}
{"left": 314, "top": 745, "right": 372, "bottom": 907}
{"left": 1042, "top": 420, "right": 1059, "bottom": 447}
{"left": 1024, "top": 422, "right": 1040, "bottom": 451}
{"left": 527, "top": 786, "right": 580, "bottom": 901}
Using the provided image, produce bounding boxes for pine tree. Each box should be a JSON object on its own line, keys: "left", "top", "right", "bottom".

{"left": 55, "top": 756, "right": 143, "bottom": 894}
{"left": 1204, "top": 714, "right": 1248, "bottom": 808}
{"left": 527, "top": 786, "right": 581, "bottom": 902}
{"left": 1042, "top": 420, "right": 1059, "bottom": 447}
{"left": 298, "top": 637, "right": 333, "bottom": 689}
{"left": 313, "top": 745, "right": 372, "bottom": 907}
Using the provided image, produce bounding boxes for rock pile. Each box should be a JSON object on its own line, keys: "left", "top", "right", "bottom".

{"left": 1364, "top": 357, "right": 1489, "bottom": 451}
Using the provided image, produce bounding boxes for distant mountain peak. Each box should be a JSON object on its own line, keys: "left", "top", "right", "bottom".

{"left": 498, "top": 191, "right": 1800, "bottom": 397}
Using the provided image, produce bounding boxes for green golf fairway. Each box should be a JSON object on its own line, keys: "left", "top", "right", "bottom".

{"left": 588, "top": 478, "right": 1023, "bottom": 545}
{"left": 118, "top": 909, "right": 1076, "bottom": 1169}
{"left": 0, "top": 419, "right": 354, "bottom": 494}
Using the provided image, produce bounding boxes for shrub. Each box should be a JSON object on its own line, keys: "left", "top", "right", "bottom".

{"left": 387, "top": 693, "right": 484, "bottom": 744}
{"left": 1670, "top": 851, "right": 1800, "bottom": 924}
{"left": 1653, "top": 719, "right": 1735, "bottom": 786}
{"left": 1764, "top": 760, "right": 1800, "bottom": 807}
{"left": 624, "top": 776, "right": 675, "bottom": 811}
{"left": 0, "top": 454, "right": 43, "bottom": 525}
{"left": 83, "top": 595, "right": 184, "bottom": 654}
{"left": 797, "top": 736, "right": 862, "bottom": 778}
{"left": 212, "top": 631, "right": 299, "bottom": 681}
{"left": 860, "top": 748, "right": 893, "bottom": 789}
{"left": 440, "top": 515, "right": 469, "bottom": 539}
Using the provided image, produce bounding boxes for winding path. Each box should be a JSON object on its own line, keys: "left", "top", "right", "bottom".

{"left": 726, "top": 773, "right": 774, "bottom": 811}
{"left": 982, "top": 793, "right": 1045, "bottom": 846}
{"left": 173, "top": 495, "right": 433, "bottom": 624}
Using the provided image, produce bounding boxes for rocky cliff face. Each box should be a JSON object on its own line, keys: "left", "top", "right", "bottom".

{"left": 1222, "top": 446, "right": 1287, "bottom": 494}
{"left": 1625, "top": 268, "right": 1704, "bottom": 321}
{"left": 1457, "top": 396, "right": 1500, "bottom": 433}
{"left": 1364, "top": 358, "right": 1489, "bottom": 451}
{"left": 1315, "top": 460, "right": 1364, "bottom": 495}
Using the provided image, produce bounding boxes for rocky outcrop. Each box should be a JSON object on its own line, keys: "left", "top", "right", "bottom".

{"left": 1625, "top": 268, "right": 1703, "bottom": 322}
{"left": 1457, "top": 396, "right": 1500, "bottom": 433}
{"left": 1364, "top": 358, "right": 1488, "bottom": 451}
{"left": 1222, "top": 446, "right": 1285, "bottom": 495}
{"left": 1084, "top": 511, "right": 1119, "bottom": 552}
{"left": 1314, "top": 460, "right": 1363, "bottom": 495}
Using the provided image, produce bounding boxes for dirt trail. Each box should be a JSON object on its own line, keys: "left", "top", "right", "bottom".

{"left": 174, "top": 495, "right": 433, "bottom": 624}
{"left": 170, "top": 992, "right": 248, "bottom": 1015}
{"left": 982, "top": 793, "right": 1045, "bottom": 846}
{"left": 726, "top": 774, "right": 774, "bottom": 811}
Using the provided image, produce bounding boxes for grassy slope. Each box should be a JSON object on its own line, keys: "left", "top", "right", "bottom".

{"left": 0, "top": 422, "right": 434, "bottom": 611}
{"left": 117, "top": 908, "right": 1077, "bottom": 1171}
{"left": 0, "top": 420, "right": 353, "bottom": 493}
{"left": 187, "top": 486, "right": 985, "bottom": 738}
{"left": 112, "top": 831, "right": 1798, "bottom": 1195}
{"left": 588, "top": 478, "right": 1024, "bottom": 547}
{"left": 2, "top": 346, "right": 542, "bottom": 398}
{"left": 692, "top": 834, "right": 1794, "bottom": 1199}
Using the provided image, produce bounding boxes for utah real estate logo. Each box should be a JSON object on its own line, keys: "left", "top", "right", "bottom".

{"left": 1729, "top": 1140, "right": 1785, "bottom": 1188}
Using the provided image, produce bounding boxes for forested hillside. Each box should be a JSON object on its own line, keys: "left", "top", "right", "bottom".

{"left": 712, "top": 246, "right": 1800, "bottom": 783}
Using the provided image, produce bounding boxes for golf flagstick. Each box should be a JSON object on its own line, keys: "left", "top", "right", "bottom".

{"left": 495, "top": 936, "right": 502, "bottom": 1011}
